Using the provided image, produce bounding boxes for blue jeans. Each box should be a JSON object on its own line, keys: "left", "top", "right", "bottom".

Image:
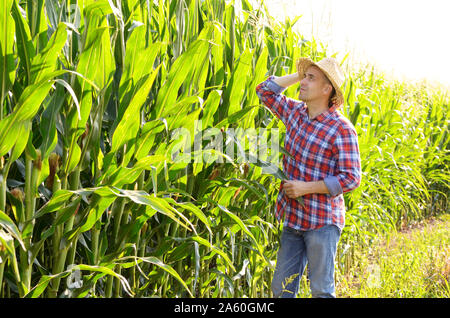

{"left": 271, "top": 224, "right": 341, "bottom": 298}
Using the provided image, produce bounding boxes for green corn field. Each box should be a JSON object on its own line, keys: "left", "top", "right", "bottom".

{"left": 0, "top": 0, "right": 448, "bottom": 298}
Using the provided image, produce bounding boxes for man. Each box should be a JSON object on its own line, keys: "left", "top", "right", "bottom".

{"left": 256, "top": 57, "right": 361, "bottom": 298}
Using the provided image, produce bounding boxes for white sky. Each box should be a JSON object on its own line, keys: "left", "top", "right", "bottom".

{"left": 258, "top": 0, "right": 450, "bottom": 86}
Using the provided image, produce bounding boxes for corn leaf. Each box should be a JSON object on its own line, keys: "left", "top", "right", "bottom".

{"left": 223, "top": 48, "right": 253, "bottom": 116}
{"left": 216, "top": 203, "right": 264, "bottom": 256}
{"left": 0, "top": 230, "right": 21, "bottom": 282}
{"left": 79, "top": 195, "right": 115, "bottom": 233}
{"left": 35, "top": 190, "right": 75, "bottom": 217}
{"left": 39, "top": 84, "right": 65, "bottom": 160}
{"left": 66, "top": 27, "right": 107, "bottom": 139}
{"left": 0, "top": 77, "right": 54, "bottom": 157}
{"left": 0, "top": 0, "right": 16, "bottom": 103}
{"left": 133, "top": 119, "right": 167, "bottom": 161}
{"left": 174, "top": 201, "right": 213, "bottom": 237}
{"left": 118, "top": 25, "right": 160, "bottom": 106}
{"left": 154, "top": 38, "right": 210, "bottom": 119}
{"left": 191, "top": 235, "right": 235, "bottom": 272}
{"left": 76, "top": 264, "right": 133, "bottom": 296}
{"left": 111, "top": 64, "right": 162, "bottom": 154}
{"left": 118, "top": 255, "right": 193, "bottom": 297}
{"left": 24, "top": 271, "right": 70, "bottom": 298}
{"left": 0, "top": 209, "right": 25, "bottom": 250}
{"left": 29, "top": 22, "right": 67, "bottom": 84}
{"left": 105, "top": 154, "right": 166, "bottom": 188}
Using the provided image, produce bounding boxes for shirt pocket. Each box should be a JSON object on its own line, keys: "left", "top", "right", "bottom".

{"left": 286, "top": 123, "right": 308, "bottom": 161}
{"left": 309, "top": 136, "right": 333, "bottom": 161}
{"left": 298, "top": 129, "right": 335, "bottom": 179}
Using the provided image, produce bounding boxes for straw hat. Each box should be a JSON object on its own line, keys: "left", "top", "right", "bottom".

{"left": 296, "top": 57, "right": 345, "bottom": 107}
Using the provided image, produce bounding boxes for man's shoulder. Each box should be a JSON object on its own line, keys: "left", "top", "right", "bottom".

{"left": 329, "top": 111, "right": 358, "bottom": 135}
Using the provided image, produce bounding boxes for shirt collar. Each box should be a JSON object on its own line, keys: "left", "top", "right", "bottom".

{"left": 305, "top": 103, "right": 339, "bottom": 122}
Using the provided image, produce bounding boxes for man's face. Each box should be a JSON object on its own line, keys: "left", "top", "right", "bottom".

{"left": 298, "top": 65, "right": 332, "bottom": 103}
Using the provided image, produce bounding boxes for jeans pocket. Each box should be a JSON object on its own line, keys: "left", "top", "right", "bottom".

{"left": 284, "top": 226, "right": 297, "bottom": 234}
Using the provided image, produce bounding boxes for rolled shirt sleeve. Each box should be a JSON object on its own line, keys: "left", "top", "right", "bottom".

{"left": 324, "top": 175, "right": 343, "bottom": 197}
{"left": 264, "top": 78, "right": 285, "bottom": 95}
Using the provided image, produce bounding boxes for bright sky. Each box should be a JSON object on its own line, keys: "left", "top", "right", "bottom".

{"left": 258, "top": 0, "right": 450, "bottom": 87}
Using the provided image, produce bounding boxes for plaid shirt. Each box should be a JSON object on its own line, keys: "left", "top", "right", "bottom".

{"left": 256, "top": 76, "right": 361, "bottom": 231}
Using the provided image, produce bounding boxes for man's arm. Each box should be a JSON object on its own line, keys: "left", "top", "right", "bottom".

{"left": 272, "top": 73, "right": 300, "bottom": 88}
{"left": 331, "top": 126, "right": 362, "bottom": 194}
{"left": 256, "top": 74, "right": 301, "bottom": 124}
{"left": 283, "top": 180, "right": 330, "bottom": 198}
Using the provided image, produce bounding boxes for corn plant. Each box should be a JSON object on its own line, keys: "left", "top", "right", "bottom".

{"left": 0, "top": 0, "right": 448, "bottom": 298}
